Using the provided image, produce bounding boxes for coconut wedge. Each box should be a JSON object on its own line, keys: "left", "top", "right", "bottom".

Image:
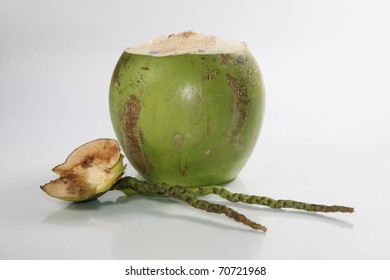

{"left": 41, "top": 139, "right": 126, "bottom": 202}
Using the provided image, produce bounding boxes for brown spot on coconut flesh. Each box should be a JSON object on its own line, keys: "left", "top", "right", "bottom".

{"left": 226, "top": 74, "right": 249, "bottom": 151}
{"left": 53, "top": 139, "right": 121, "bottom": 176}
{"left": 81, "top": 155, "right": 95, "bottom": 168}
{"left": 41, "top": 173, "right": 92, "bottom": 201}
{"left": 176, "top": 30, "right": 197, "bottom": 38}
{"left": 120, "top": 95, "right": 152, "bottom": 174}
{"left": 62, "top": 174, "right": 90, "bottom": 196}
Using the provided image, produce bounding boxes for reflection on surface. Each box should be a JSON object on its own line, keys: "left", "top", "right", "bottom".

{"left": 43, "top": 193, "right": 266, "bottom": 259}
{"left": 112, "top": 196, "right": 264, "bottom": 259}
{"left": 43, "top": 185, "right": 353, "bottom": 259}
{"left": 43, "top": 200, "right": 122, "bottom": 233}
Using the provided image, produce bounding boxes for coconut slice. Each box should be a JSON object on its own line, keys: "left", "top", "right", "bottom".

{"left": 40, "top": 174, "right": 92, "bottom": 202}
{"left": 52, "top": 138, "right": 121, "bottom": 175}
{"left": 125, "top": 30, "right": 246, "bottom": 57}
{"left": 41, "top": 139, "right": 126, "bottom": 202}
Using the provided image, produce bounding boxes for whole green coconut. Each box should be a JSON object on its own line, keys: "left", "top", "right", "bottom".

{"left": 109, "top": 31, "right": 265, "bottom": 186}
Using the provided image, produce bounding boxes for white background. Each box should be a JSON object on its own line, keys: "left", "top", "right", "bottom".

{"left": 1, "top": 0, "right": 389, "bottom": 259}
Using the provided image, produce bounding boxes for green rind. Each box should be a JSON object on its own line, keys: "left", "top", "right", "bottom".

{"left": 109, "top": 51, "right": 265, "bottom": 186}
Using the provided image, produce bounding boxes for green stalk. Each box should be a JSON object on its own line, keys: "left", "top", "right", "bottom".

{"left": 113, "top": 177, "right": 267, "bottom": 232}
{"left": 184, "top": 186, "right": 354, "bottom": 213}
{"left": 112, "top": 176, "right": 354, "bottom": 232}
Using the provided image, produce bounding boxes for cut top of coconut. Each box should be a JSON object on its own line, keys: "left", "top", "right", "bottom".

{"left": 125, "top": 31, "right": 247, "bottom": 57}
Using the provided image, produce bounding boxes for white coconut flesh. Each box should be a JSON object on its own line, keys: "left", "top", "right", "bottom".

{"left": 125, "top": 31, "right": 247, "bottom": 56}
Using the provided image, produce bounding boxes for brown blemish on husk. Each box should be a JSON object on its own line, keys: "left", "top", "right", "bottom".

{"left": 235, "top": 53, "right": 248, "bottom": 65}
{"left": 220, "top": 54, "right": 232, "bottom": 65}
{"left": 112, "top": 56, "right": 127, "bottom": 88}
{"left": 173, "top": 133, "right": 185, "bottom": 146}
{"left": 206, "top": 69, "right": 218, "bottom": 81}
{"left": 121, "top": 95, "right": 151, "bottom": 174}
{"left": 226, "top": 74, "right": 249, "bottom": 150}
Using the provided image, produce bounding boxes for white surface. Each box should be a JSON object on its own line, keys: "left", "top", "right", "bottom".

{"left": 1, "top": 0, "right": 389, "bottom": 259}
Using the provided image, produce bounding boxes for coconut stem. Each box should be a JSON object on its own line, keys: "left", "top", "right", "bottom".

{"left": 113, "top": 177, "right": 267, "bottom": 232}
{"left": 184, "top": 186, "right": 355, "bottom": 213}
{"left": 112, "top": 176, "right": 354, "bottom": 232}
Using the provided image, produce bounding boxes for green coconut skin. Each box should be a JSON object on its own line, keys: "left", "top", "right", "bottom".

{"left": 109, "top": 49, "right": 265, "bottom": 186}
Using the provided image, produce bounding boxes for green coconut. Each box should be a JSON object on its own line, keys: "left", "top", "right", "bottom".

{"left": 109, "top": 31, "right": 265, "bottom": 186}
{"left": 40, "top": 32, "right": 354, "bottom": 232}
